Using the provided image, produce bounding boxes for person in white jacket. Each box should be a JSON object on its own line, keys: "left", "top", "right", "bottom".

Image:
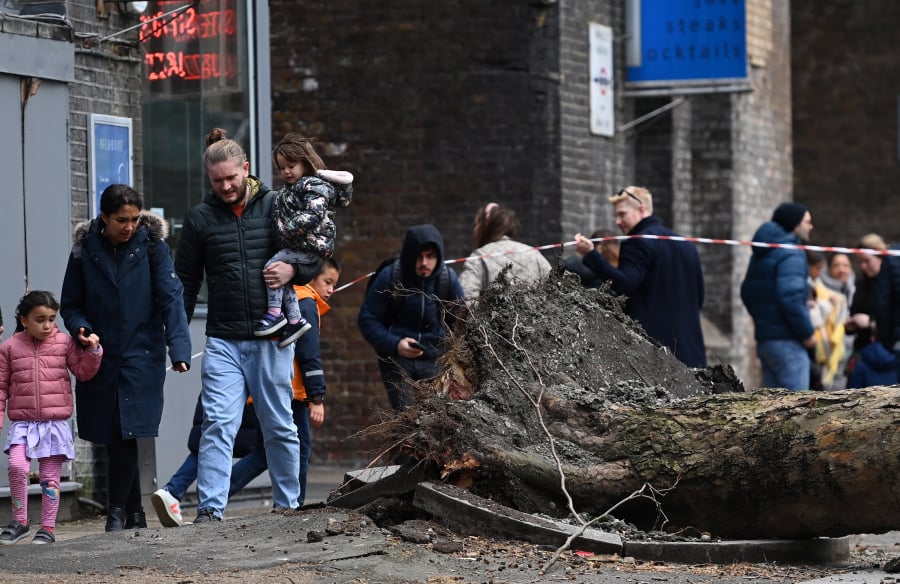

{"left": 459, "top": 202, "right": 551, "bottom": 298}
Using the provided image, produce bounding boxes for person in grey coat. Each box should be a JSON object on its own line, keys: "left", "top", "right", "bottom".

{"left": 459, "top": 202, "right": 551, "bottom": 298}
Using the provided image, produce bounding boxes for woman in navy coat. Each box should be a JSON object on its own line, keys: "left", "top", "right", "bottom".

{"left": 60, "top": 184, "right": 191, "bottom": 532}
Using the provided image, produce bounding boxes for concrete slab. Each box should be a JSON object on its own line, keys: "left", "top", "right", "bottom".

{"left": 327, "top": 463, "right": 435, "bottom": 509}
{"left": 625, "top": 536, "right": 851, "bottom": 566}
{"left": 343, "top": 464, "right": 403, "bottom": 490}
{"left": 413, "top": 481, "right": 623, "bottom": 554}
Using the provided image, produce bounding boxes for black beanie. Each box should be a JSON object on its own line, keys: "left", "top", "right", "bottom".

{"left": 771, "top": 202, "right": 808, "bottom": 233}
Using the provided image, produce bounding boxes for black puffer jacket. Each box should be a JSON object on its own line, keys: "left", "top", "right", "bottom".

{"left": 175, "top": 177, "right": 277, "bottom": 339}
{"left": 876, "top": 244, "right": 900, "bottom": 351}
{"left": 186, "top": 396, "right": 259, "bottom": 456}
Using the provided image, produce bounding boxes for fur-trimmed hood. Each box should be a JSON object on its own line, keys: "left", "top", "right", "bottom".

{"left": 72, "top": 210, "right": 169, "bottom": 244}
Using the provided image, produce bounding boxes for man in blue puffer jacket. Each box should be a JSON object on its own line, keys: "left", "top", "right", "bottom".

{"left": 358, "top": 224, "right": 465, "bottom": 410}
{"left": 741, "top": 203, "right": 816, "bottom": 390}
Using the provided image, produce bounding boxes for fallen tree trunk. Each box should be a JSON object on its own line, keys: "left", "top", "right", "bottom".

{"left": 431, "top": 386, "right": 900, "bottom": 539}
{"left": 366, "top": 272, "right": 900, "bottom": 539}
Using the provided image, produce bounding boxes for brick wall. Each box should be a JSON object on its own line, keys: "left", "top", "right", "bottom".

{"left": 269, "top": 0, "right": 800, "bottom": 460}
{"left": 731, "top": 0, "right": 794, "bottom": 386}
{"left": 67, "top": 1, "right": 144, "bottom": 225}
{"left": 792, "top": 0, "right": 900, "bottom": 246}
{"left": 66, "top": 0, "right": 146, "bottom": 501}
{"left": 269, "top": 0, "right": 577, "bottom": 462}
{"left": 558, "top": 0, "right": 624, "bottom": 239}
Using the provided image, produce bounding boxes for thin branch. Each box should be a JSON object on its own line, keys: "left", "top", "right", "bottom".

{"left": 478, "top": 322, "right": 583, "bottom": 525}
{"left": 540, "top": 480, "right": 676, "bottom": 574}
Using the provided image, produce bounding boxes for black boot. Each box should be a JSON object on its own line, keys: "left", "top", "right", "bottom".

{"left": 124, "top": 510, "right": 147, "bottom": 529}
{"left": 105, "top": 506, "right": 126, "bottom": 532}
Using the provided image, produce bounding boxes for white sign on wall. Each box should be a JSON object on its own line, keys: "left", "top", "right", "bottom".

{"left": 589, "top": 22, "right": 614, "bottom": 137}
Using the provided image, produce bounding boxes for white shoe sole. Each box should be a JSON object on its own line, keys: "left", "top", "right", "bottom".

{"left": 0, "top": 529, "right": 30, "bottom": 545}
{"left": 254, "top": 317, "right": 288, "bottom": 336}
{"left": 151, "top": 490, "right": 184, "bottom": 528}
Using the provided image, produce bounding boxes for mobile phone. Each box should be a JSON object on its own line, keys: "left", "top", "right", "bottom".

{"left": 409, "top": 340, "right": 425, "bottom": 351}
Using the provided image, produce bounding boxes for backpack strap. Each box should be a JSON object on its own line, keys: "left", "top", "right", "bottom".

{"left": 384, "top": 259, "right": 454, "bottom": 320}
{"left": 437, "top": 264, "right": 451, "bottom": 301}
{"left": 387, "top": 258, "right": 404, "bottom": 318}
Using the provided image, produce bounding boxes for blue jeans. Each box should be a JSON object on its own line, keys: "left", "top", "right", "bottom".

{"left": 229, "top": 400, "right": 311, "bottom": 506}
{"left": 197, "top": 337, "right": 300, "bottom": 516}
{"left": 757, "top": 339, "right": 810, "bottom": 391}
{"left": 164, "top": 452, "right": 199, "bottom": 501}
{"left": 166, "top": 450, "right": 265, "bottom": 502}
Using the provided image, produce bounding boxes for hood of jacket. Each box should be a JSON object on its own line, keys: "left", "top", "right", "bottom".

{"left": 398, "top": 224, "right": 445, "bottom": 287}
{"left": 72, "top": 210, "right": 169, "bottom": 245}
{"left": 750, "top": 221, "right": 799, "bottom": 259}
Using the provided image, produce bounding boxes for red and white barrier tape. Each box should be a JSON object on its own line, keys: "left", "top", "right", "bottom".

{"left": 335, "top": 234, "right": 896, "bottom": 294}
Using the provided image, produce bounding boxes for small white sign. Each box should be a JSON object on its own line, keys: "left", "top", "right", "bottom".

{"left": 589, "top": 23, "right": 615, "bottom": 137}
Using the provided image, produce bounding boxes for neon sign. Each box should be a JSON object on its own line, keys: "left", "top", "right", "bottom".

{"left": 141, "top": 1, "right": 240, "bottom": 89}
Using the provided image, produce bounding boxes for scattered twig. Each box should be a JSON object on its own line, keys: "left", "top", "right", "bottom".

{"left": 540, "top": 480, "right": 676, "bottom": 574}
{"left": 474, "top": 315, "right": 677, "bottom": 576}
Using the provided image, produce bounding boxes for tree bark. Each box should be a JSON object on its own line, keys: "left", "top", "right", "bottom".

{"left": 368, "top": 274, "right": 900, "bottom": 539}
{"left": 407, "top": 385, "right": 900, "bottom": 539}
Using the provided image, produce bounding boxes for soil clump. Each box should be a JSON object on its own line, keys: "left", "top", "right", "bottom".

{"left": 361, "top": 270, "right": 742, "bottom": 529}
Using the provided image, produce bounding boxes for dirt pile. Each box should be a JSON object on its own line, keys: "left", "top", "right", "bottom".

{"left": 365, "top": 269, "right": 742, "bottom": 522}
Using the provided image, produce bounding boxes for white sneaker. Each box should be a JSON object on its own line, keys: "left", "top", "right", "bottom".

{"left": 151, "top": 488, "right": 184, "bottom": 527}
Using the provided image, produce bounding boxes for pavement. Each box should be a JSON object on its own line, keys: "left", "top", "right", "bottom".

{"left": 0, "top": 465, "right": 898, "bottom": 583}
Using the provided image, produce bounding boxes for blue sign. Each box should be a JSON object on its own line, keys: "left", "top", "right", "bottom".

{"left": 90, "top": 114, "right": 132, "bottom": 216}
{"left": 626, "top": 0, "right": 747, "bottom": 86}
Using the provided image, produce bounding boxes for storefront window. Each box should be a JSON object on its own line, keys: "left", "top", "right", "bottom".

{"left": 140, "top": 0, "right": 251, "bottom": 258}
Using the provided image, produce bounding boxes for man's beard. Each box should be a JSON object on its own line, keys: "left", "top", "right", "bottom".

{"left": 228, "top": 177, "right": 249, "bottom": 208}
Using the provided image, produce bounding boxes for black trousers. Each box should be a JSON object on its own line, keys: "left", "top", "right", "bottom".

{"left": 107, "top": 406, "right": 142, "bottom": 512}
{"left": 377, "top": 356, "right": 438, "bottom": 411}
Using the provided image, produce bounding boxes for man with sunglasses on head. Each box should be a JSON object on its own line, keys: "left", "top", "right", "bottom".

{"left": 574, "top": 186, "right": 707, "bottom": 368}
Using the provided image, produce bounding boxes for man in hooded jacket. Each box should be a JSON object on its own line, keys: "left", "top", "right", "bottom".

{"left": 358, "top": 224, "right": 465, "bottom": 410}
{"left": 741, "top": 202, "right": 816, "bottom": 390}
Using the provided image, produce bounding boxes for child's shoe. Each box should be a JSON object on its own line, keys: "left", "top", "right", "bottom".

{"left": 278, "top": 318, "right": 312, "bottom": 348}
{"left": 0, "top": 520, "right": 29, "bottom": 545}
{"left": 254, "top": 312, "right": 287, "bottom": 336}
{"left": 31, "top": 528, "right": 55, "bottom": 545}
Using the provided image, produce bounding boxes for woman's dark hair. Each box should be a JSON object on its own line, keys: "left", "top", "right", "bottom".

{"left": 473, "top": 203, "right": 519, "bottom": 248}
{"left": 15, "top": 290, "right": 59, "bottom": 332}
{"left": 806, "top": 249, "right": 826, "bottom": 265}
{"left": 99, "top": 184, "right": 143, "bottom": 216}
{"left": 827, "top": 252, "right": 850, "bottom": 268}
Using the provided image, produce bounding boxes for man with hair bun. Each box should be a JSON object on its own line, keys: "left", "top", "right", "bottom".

{"left": 741, "top": 202, "right": 816, "bottom": 390}
{"left": 175, "top": 128, "right": 303, "bottom": 523}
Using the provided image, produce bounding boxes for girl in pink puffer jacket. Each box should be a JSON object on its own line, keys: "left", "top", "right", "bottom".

{"left": 0, "top": 291, "right": 102, "bottom": 545}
